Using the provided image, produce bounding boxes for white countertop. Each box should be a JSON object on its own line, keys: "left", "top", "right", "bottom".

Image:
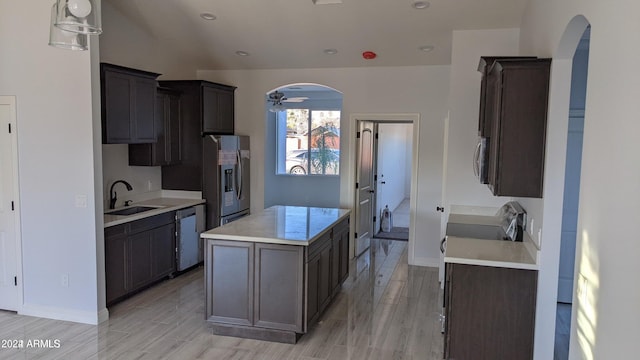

{"left": 444, "top": 234, "right": 539, "bottom": 270}
{"left": 104, "top": 197, "right": 205, "bottom": 228}
{"left": 201, "top": 205, "right": 351, "bottom": 246}
{"left": 447, "top": 213, "right": 502, "bottom": 227}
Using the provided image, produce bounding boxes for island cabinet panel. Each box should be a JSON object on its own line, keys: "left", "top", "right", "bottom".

{"left": 444, "top": 263, "right": 537, "bottom": 360}
{"left": 305, "top": 231, "right": 333, "bottom": 327}
{"left": 105, "top": 211, "right": 176, "bottom": 306}
{"left": 331, "top": 218, "right": 350, "bottom": 295}
{"left": 207, "top": 241, "right": 254, "bottom": 326}
{"left": 254, "top": 244, "right": 304, "bottom": 332}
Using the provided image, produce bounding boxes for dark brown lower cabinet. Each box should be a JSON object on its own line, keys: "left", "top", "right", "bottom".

{"left": 444, "top": 263, "right": 537, "bottom": 360}
{"left": 105, "top": 212, "right": 176, "bottom": 306}
{"left": 205, "top": 217, "right": 350, "bottom": 343}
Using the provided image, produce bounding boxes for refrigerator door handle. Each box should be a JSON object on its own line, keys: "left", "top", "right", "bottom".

{"left": 236, "top": 150, "right": 242, "bottom": 200}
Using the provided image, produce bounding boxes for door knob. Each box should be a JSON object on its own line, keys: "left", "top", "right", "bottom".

{"left": 369, "top": 190, "right": 375, "bottom": 193}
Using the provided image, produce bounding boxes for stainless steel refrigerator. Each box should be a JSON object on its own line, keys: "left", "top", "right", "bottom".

{"left": 203, "top": 135, "right": 250, "bottom": 229}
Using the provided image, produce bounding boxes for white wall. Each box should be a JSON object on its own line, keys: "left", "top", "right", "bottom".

{"left": 442, "top": 29, "right": 520, "bottom": 234}
{"left": 519, "top": 1, "right": 640, "bottom": 358}
{"left": 0, "top": 1, "right": 101, "bottom": 323}
{"left": 99, "top": 2, "right": 201, "bottom": 209}
{"left": 198, "top": 66, "right": 449, "bottom": 266}
{"left": 376, "top": 123, "right": 411, "bottom": 231}
{"left": 100, "top": 2, "right": 198, "bottom": 80}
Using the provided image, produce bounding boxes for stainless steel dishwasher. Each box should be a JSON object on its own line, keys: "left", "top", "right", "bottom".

{"left": 176, "top": 205, "right": 205, "bottom": 272}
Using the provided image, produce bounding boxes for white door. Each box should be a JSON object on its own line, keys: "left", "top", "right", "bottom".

{"left": 0, "top": 97, "right": 19, "bottom": 311}
{"left": 355, "top": 121, "right": 376, "bottom": 257}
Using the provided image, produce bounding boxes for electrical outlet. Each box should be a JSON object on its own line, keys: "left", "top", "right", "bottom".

{"left": 537, "top": 228, "right": 542, "bottom": 247}
{"left": 61, "top": 274, "right": 69, "bottom": 287}
{"left": 530, "top": 218, "right": 534, "bottom": 232}
{"left": 147, "top": 180, "right": 152, "bottom": 191}
{"left": 75, "top": 194, "right": 87, "bottom": 208}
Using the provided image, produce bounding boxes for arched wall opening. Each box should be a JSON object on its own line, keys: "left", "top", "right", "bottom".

{"left": 533, "top": 14, "right": 592, "bottom": 360}
{"left": 263, "top": 83, "right": 344, "bottom": 208}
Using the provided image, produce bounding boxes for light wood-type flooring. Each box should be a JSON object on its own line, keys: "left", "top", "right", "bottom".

{"left": 0, "top": 239, "right": 443, "bottom": 359}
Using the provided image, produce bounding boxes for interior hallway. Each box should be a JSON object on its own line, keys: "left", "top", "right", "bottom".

{"left": 374, "top": 198, "right": 410, "bottom": 241}
{"left": 0, "top": 238, "right": 443, "bottom": 359}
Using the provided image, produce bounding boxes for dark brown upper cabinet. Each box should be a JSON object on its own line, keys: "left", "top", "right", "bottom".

{"left": 477, "top": 57, "right": 536, "bottom": 137}
{"left": 202, "top": 84, "right": 235, "bottom": 135}
{"left": 129, "top": 88, "right": 182, "bottom": 166}
{"left": 158, "top": 80, "right": 236, "bottom": 191}
{"left": 101, "top": 63, "right": 160, "bottom": 144}
{"left": 481, "top": 58, "right": 551, "bottom": 198}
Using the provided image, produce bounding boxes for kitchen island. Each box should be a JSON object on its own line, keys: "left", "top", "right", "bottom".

{"left": 201, "top": 205, "right": 351, "bottom": 343}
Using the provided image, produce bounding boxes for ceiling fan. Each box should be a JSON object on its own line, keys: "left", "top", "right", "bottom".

{"left": 267, "top": 91, "right": 309, "bottom": 112}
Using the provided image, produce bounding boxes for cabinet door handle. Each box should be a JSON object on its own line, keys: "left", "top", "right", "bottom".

{"left": 473, "top": 141, "right": 481, "bottom": 178}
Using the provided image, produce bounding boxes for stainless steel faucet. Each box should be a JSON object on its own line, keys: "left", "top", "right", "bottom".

{"left": 109, "top": 180, "right": 133, "bottom": 209}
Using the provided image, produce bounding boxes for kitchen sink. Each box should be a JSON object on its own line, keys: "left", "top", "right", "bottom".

{"left": 106, "top": 206, "right": 159, "bottom": 216}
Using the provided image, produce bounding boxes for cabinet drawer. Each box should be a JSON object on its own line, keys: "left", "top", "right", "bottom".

{"left": 307, "top": 231, "right": 331, "bottom": 261}
{"left": 105, "top": 223, "right": 126, "bottom": 238}
{"left": 333, "top": 218, "right": 349, "bottom": 234}
{"left": 129, "top": 211, "right": 175, "bottom": 234}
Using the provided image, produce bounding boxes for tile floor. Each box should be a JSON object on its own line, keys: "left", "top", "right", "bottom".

{"left": 0, "top": 238, "right": 443, "bottom": 360}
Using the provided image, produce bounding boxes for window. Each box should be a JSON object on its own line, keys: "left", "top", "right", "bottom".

{"left": 276, "top": 109, "right": 341, "bottom": 175}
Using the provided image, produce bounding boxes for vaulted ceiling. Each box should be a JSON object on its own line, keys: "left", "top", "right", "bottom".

{"left": 105, "top": 0, "right": 528, "bottom": 70}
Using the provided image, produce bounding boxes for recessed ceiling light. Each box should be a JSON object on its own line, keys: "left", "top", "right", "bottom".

{"left": 235, "top": 51, "right": 250, "bottom": 56}
{"left": 323, "top": 48, "right": 338, "bottom": 55}
{"left": 312, "top": 0, "right": 343, "bottom": 4}
{"left": 200, "top": 13, "right": 216, "bottom": 20}
{"left": 412, "top": 1, "right": 430, "bottom": 9}
{"left": 419, "top": 45, "right": 434, "bottom": 52}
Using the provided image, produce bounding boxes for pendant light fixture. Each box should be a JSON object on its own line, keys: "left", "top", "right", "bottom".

{"left": 55, "top": 0, "right": 102, "bottom": 35}
{"left": 49, "top": 2, "right": 88, "bottom": 50}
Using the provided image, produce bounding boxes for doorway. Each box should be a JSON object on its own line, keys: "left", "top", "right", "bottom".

{"left": 354, "top": 116, "right": 418, "bottom": 264}
{"left": 0, "top": 96, "right": 22, "bottom": 312}
{"left": 554, "top": 26, "right": 590, "bottom": 360}
{"left": 373, "top": 123, "right": 412, "bottom": 242}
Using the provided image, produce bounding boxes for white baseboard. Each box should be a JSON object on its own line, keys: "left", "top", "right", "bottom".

{"left": 410, "top": 256, "right": 440, "bottom": 267}
{"left": 98, "top": 308, "right": 109, "bottom": 324}
{"left": 20, "top": 303, "right": 101, "bottom": 325}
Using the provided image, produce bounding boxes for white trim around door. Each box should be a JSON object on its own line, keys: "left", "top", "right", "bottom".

{"left": 348, "top": 113, "right": 420, "bottom": 266}
{"left": 0, "top": 96, "right": 23, "bottom": 312}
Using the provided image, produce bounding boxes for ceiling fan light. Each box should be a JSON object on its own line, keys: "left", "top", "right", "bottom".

{"left": 419, "top": 45, "right": 434, "bottom": 52}
{"left": 55, "top": 0, "right": 102, "bottom": 35}
{"left": 200, "top": 13, "right": 216, "bottom": 21}
{"left": 312, "top": 0, "right": 343, "bottom": 5}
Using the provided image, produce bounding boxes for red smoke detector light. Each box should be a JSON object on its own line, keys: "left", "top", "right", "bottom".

{"left": 362, "top": 51, "right": 377, "bottom": 60}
